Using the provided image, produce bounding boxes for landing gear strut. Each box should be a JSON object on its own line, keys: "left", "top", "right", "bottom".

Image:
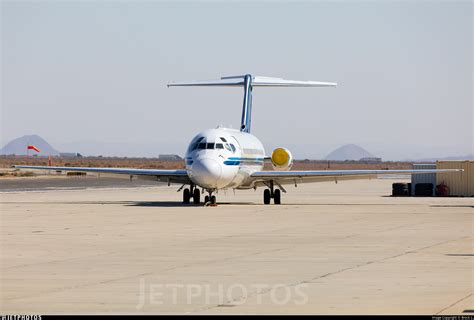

{"left": 263, "top": 181, "right": 281, "bottom": 205}
{"left": 182, "top": 184, "right": 201, "bottom": 205}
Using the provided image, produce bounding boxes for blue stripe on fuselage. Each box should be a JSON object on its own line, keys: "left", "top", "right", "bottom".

{"left": 224, "top": 157, "right": 264, "bottom": 166}
{"left": 223, "top": 160, "right": 240, "bottom": 166}
{"left": 187, "top": 156, "right": 263, "bottom": 166}
{"left": 228, "top": 157, "right": 264, "bottom": 161}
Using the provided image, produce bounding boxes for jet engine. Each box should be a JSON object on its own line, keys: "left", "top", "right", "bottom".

{"left": 271, "top": 147, "right": 293, "bottom": 171}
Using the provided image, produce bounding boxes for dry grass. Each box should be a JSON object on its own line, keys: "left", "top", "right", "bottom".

{"left": 0, "top": 169, "right": 35, "bottom": 177}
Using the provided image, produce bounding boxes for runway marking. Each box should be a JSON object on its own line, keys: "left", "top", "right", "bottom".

{"left": 191, "top": 235, "right": 473, "bottom": 314}
{"left": 2, "top": 250, "right": 120, "bottom": 271}
{"left": 3, "top": 197, "right": 471, "bottom": 313}
{"left": 436, "top": 293, "right": 473, "bottom": 315}
{"left": 1, "top": 221, "right": 430, "bottom": 303}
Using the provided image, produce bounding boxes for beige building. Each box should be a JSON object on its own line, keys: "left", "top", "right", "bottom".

{"left": 436, "top": 160, "right": 474, "bottom": 197}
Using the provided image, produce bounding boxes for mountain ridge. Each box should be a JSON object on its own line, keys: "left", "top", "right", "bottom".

{"left": 325, "top": 144, "right": 377, "bottom": 161}
{"left": 0, "top": 135, "right": 60, "bottom": 156}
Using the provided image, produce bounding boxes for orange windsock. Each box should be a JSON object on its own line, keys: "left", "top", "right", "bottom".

{"left": 27, "top": 145, "right": 40, "bottom": 153}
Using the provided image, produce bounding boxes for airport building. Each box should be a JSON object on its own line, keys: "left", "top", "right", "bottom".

{"left": 359, "top": 157, "right": 382, "bottom": 163}
{"left": 158, "top": 154, "right": 182, "bottom": 160}
{"left": 410, "top": 160, "right": 473, "bottom": 197}
{"left": 436, "top": 160, "right": 474, "bottom": 197}
{"left": 59, "top": 152, "right": 82, "bottom": 158}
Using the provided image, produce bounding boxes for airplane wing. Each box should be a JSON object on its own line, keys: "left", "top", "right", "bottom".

{"left": 14, "top": 165, "right": 191, "bottom": 184}
{"left": 248, "top": 169, "right": 462, "bottom": 187}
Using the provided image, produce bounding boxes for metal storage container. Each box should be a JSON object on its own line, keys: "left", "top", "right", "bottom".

{"left": 436, "top": 160, "right": 473, "bottom": 197}
{"left": 411, "top": 163, "right": 436, "bottom": 196}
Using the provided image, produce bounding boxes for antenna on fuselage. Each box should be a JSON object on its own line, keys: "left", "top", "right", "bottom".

{"left": 167, "top": 74, "right": 337, "bottom": 133}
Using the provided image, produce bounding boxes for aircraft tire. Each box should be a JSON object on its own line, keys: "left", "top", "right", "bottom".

{"left": 263, "top": 189, "right": 271, "bottom": 204}
{"left": 274, "top": 189, "right": 281, "bottom": 204}
{"left": 193, "top": 189, "right": 200, "bottom": 204}
{"left": 183, "top": 188, "right": 191, "bottom": 204}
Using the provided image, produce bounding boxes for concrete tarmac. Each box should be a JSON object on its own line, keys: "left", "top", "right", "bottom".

{"left": 0, "top": 178, "right": 472, "bottom": 314}
{"left": 0, "top": 175, "right": 160, "bottom": 192}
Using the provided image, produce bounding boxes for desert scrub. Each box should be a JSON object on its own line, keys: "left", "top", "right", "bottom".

{"left": 14, "top": 171, "right": 35, "bottom": 177}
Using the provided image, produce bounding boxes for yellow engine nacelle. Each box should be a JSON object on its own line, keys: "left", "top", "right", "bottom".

{"left": 271, "top": 147, "right": 293, "bottom": 171}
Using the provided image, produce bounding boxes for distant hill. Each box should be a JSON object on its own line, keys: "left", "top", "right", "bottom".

{"left": 325, "top": 144, "right": 376, "bottom": 161}
{"left": 0, "top": 135, "right": 60, "bottom": 156}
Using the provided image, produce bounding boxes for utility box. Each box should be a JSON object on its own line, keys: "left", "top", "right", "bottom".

{"left": 436, "top": 160, "right": 473, "bottom": 197}
{"left": 411, "top": 163, "right": 436, "bottom": 196}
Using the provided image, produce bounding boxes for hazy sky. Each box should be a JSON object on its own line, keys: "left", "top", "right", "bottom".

{"left": 1, "top": 0, "right": 472, "bottom": 160}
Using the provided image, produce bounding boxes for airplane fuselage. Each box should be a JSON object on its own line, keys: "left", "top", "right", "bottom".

{"left": 185, "top": 127, "right": 265, "bottom": 190}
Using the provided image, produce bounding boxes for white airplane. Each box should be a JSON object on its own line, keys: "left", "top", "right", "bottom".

{"left": 16, "top": 74, "right": 461, "bottom": 205}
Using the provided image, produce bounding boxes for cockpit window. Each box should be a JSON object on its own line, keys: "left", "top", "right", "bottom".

{"left": 224, "top": 143, "right": 236, "bottom": 153}
{"left": 220, "top": 137, "right": 227, "bottom": 142}
{"left": 189, "top": 137, "right": 205, "bottom": 152}
{"left": 198, "top": 143, "right": 206, "bottom": 149}
{"left": 206, "top": 143, "right": 215, "bottom": 149}
{"left": 216, "top": 143, "right": 223, "bottom": 149}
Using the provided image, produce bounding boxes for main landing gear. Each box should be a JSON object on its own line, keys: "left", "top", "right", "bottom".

{"left": 182, "top": 184, "right": 201, "bottom": 205}
{"left": 263, "top": 181, "right": 281, "bottom": 205}
{"left": 181, "top": 184, "right": 216, "bottom": 205}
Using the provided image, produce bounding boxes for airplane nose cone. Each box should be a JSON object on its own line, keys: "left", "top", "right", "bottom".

{"left": 191, "top": 158, "right": 222, "bottom": 187}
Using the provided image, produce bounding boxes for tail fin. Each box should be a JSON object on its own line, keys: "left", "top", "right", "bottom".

{"left": 168, "top": 74, "right": 337, "bottom": 133}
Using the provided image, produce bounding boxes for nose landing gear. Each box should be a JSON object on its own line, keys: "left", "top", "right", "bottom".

{"left": 204, "top": 191, "right": 217, "bottom": 205}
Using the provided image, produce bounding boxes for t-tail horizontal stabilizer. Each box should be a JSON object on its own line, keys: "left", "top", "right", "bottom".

{"left": 168, "top": 74, "right": 337, "bottom": 133}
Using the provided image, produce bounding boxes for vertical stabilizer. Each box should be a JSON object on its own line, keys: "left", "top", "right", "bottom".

{"left": 240, "top": 74, "right": 253, "bottom": 133}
